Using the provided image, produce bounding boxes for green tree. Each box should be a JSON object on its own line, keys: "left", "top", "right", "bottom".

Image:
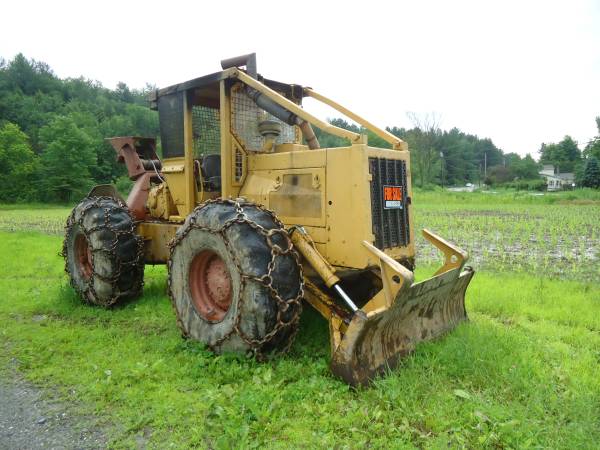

{"left": 0, "top": 123, "right": 39, "bottom": 201}
{"left": 39, "top": 116, "right": 96, "bottom": 202}
{"left": 539, "top": 135, "right": 581, "bottom": 173}
{"left": 505, "top": 153, "right": 540, "bottom": 180}
{"left": 581, "top": 157, "right": 600, "bottom": 188}
{"left": 2, "top": 53, "right": 61, "bottom": 96}
{"left": 485, "top": 165, "right": 511, "bottom": 185}
{"left": 114, "top": 81, "right": 134, "bottom": 103}
{"left": 405, "top": 112, "right": 442, "bottom": 187}
{"left": 583, "top": 117, "right": 600, "bottom": 161}
{"left": 516, "top": 154, "right": 541, "bottom": 179}
{"left": 0, "top": 53, "right": 159, "bottom": 192}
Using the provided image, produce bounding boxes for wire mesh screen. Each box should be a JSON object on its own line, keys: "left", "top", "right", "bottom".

{"left": 231, "top": 85, "right": 297, "bottom": 151}
{"left": 192, "top": 106, "right": 221, "bottom": 156}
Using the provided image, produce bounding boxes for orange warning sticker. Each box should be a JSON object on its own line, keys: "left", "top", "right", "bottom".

{"left": 383, "top": 185, "right": 403, "bottom": 209}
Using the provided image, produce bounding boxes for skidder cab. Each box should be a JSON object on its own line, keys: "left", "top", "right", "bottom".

{"left": 63, "top": 54, "right": 474, "bottom": 386}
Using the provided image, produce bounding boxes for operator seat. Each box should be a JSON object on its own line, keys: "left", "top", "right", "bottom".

{"left": 201, "top": 154, "right": 221, "bottom": 191}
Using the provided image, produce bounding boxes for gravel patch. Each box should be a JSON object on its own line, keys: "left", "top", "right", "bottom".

{"left": 0, "top": 368, "right": 107, "bottom": 450}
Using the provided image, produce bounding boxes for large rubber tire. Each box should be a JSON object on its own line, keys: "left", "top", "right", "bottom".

{"left": 62, "top": 197, "right": 144, "bottom": 307}
{"left": 168, "top": 199, "right": 303, "bottom": 356}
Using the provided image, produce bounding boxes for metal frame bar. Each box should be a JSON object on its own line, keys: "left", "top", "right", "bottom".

{"left": 304, "top": 88, "right": 407, "bottom": 151}
{"left": 182, "top": 91, "right": 196, "bottom": 216}
{"left": 422, "top": 229, "right": 468, "bottom": 275}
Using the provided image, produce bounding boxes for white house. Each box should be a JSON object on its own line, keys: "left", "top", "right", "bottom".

{"left": 539, "top": 165, "right": 575, "bottom": 191}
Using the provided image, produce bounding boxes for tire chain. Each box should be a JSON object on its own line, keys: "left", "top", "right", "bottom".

{"left": 62, "top": 196, "right": 145, "bottom": 307}
{"left": 167, "top": 198, "right": 304, "bottom": 358}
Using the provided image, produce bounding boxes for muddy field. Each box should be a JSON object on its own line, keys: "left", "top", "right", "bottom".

{"left": 0, "top": 193, "right": 598, "bottom": 281}
{"left": 414, "top": 203, "right": 599, "bottom": 281}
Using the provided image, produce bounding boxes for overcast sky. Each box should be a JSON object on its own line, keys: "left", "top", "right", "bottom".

{"left": 2, "top": 0, "right": 599, "bottom": 157}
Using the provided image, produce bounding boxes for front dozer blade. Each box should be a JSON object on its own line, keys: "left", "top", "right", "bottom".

{"left": 330, "top": 231, "right": 475, "bottom": 386}
{"left": 331, "top": 267, "right": 474, "bottom": 386}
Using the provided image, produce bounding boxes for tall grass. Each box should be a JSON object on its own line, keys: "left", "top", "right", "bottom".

{"left": 0, "top": 193, "right": 599, "bottom": 447}
{"left": 1, "top": 232, "right": 599, "bottom": 448}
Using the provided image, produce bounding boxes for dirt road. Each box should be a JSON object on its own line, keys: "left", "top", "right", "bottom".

{"left": 0, "top": 371, "right": 106, "bottom": 450}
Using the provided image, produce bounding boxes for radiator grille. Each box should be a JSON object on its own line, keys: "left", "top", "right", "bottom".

{"left": 369, "top": 158, "right": 410, "bottom": 249}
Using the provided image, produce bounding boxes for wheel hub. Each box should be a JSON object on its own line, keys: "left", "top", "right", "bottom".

{"left": 189, "top": 250, "right": 232, "bottom": 322}
{"left": 74, "top": 234, "right": 93, "bottom": 279}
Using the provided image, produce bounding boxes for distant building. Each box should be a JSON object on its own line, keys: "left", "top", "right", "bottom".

{"left": 539, "top": 165, "right": 575, "bottom": 191}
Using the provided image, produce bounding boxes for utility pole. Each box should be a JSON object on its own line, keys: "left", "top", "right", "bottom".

{"left": 484, "top": 152, "right": 487, "bottom": 178}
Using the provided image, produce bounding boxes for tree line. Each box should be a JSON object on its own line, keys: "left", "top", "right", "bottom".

{"left": 315, "top": 116, "right": 541, "bottom": 189}
{"left": 0, "top": 54, "right": 598, "bottom": 204}
{"left": 316, "top": 116, "right": 600, "bottom": 190}
{"left": 0, "top": 54, "right": 158, "bottom": 202}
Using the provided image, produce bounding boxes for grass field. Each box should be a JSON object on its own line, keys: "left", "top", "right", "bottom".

{"left": 1, "top": 191, "right": 599, "bottom": 448}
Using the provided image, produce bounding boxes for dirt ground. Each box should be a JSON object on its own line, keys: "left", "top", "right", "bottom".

{"left": 0, "top": 367, "right": 107, "bottom": 450}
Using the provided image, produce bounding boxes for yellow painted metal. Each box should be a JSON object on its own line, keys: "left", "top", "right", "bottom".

{"left": 303, "top": 279, "right": 349, "bottom": 355}
{"left": 324, "top": 145, "right": 415, "bottom": 268}
{"left": 135, "top": 60, "right": 476, "bottom": 386}
{"left": 248, "top": 148, "right": 326, "bottom": 171}
{"left": 137, "top": 221, "right": 179, "bottom": 264}
{"left": 182, "top": 92, "right": 196, "bottom": 216}
{"left": 304, "top": 88, "right": 407, "bottom": 151}
{"left": 230, "top": 138, "right": 247, "bottom": 187}
{"left": 423, "top": 229, "right": 468, "bottom": 275}
{"left": 274, "top": 143, "right": 309, "bottom": 153}
{"left": 220, "top": 80, "right": 237, "bottom": 199}
{"left": 161, "top": 164, "right": 185, "bottom": 173}
{"left": 147, "top": 182, "right": 178, "bottom": 220}
{"left": 330, "top": 265, "right": 474, "bottom": 386}
{"left": 303, "top": 279, "right": 341, "bottom": 321}
{"left": 238, "top": 143, "right": 414, "bottom": 269}
{"left": 290, "top": 228, "right": 339, "bottom": 288}
{"left": 161, "top": 157, "right": 187, "bottom": 216}
{"left": 361, "top": 241, "right": 414, "bottom": 315}
{"left": 269, "top": 171, "right": 324, "bottom": 224}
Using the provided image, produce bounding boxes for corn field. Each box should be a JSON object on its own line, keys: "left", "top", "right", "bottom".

{"left": 1, "top": 191, "right": 598, "bottom": 281}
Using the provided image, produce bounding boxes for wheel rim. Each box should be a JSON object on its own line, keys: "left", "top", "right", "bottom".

{"left": 74, "top": 234, "right": 93, "bottom": 279}
{"left": 189, "top": 250, "right": 233, "bottom": 322}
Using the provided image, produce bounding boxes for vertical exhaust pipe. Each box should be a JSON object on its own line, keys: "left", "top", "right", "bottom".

{"left": 221, "top": 53, "right": 257, "bottom": 79}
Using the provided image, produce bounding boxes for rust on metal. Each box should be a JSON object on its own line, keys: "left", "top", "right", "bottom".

{"left": 107, "top": 137, "right": 160, "bottom": 180}
{"left": 105, "top": 137, "right": 164, "bottom": 221}
{"left": 126, "top": 172, "right": 153, "bottom": 220}
{"left": 330, "top": 267, "right": 474, "bottom": 386}
{"left": 189, "top": 250, "right": 233, "bottom": 322}
{"left": 303, "top": 279, "right": 352, "bottom": 324}
{"left": 74, "top": 234, "right": 93, "bottom": 280}
{"left": 298, "top": 229, "right": 475, "bottom": 386}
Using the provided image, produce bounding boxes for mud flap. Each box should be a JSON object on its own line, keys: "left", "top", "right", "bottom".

{"left": 331, "top": 264, "right": 474, "bottom": 386}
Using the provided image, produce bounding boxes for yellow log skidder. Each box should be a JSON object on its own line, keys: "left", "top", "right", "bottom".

{"left": 63, "top": 54, "right": 474, "bottom": 386}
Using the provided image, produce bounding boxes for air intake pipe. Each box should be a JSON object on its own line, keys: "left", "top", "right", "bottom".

{"left": 220, "top": 53, "right": 320, "bottom": 149}
{"left": 245, "top": 87, "right": 320, "bottom": 150}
